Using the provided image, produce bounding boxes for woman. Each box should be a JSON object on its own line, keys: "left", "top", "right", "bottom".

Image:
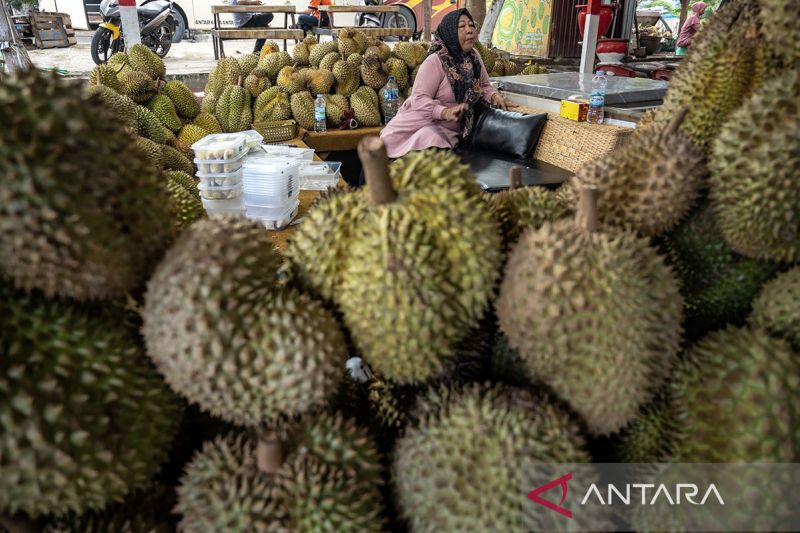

{"left": 676, "top": 2, "right": 707, "bottom": 56}
{"left": 379, "top": 9, "right": 513, "bottom": 159}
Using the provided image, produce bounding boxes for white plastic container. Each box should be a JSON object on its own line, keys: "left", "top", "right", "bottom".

{"left": 242, "top": 159, "right": 301, "bottom": 207}
{"left": 299, "top": 161, "right": 342, "bottom": 191}
{"left": 240, "top": 129, "right": 265, "bottom": 149}
{"left": 259, "top": 144, "right": 315, "bottom": 161}
{"left": 247, "top": 200, "right": 299, "bottom": 230}
{"left": 196, "top": 169, "right": 243, "bottom": 188}
{"left": 201, "top": 196, "right": 246, "bottom": 219}
{"left": 192, "top": 133, "right": 249, "bottom": 174}
{"left": 198, "top": 182, "right": 244, "bottom": 201}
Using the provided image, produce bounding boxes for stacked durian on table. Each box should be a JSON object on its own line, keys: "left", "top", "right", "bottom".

{"left": 0, "top": 0, "right": 798, "bottom": 529}
{"left": 202, "top": 32, "right": 429, "bottom": 132}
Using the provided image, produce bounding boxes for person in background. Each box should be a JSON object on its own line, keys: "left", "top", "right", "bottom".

{"left": 228, "top": 0, "right": 274, "bottom": 54}
{"left": 379, "top": 8, "right": 513, "bottom": 159}
{"left": 296, "top": 0, "right": 331, "bottom": 35}
{"left": 675, "top": 2, "right": 707, "bottom": 56}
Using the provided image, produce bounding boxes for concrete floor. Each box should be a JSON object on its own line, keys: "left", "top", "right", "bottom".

{"left": 28, "top": 31, "right": 294, "bottom": 78}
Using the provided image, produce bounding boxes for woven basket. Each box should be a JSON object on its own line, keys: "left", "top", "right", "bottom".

{"left": 252, "top": 120, "right": 297, "bottom": 143}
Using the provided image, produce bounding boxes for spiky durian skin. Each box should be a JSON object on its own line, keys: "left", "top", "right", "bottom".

{"left": 663, "top": 203, "right": 778, "bottom": 339}
{"left": 393, "top": 384, "right": 590, "bottom": 532}
{"left": 759, "top": 0, "right": 800, "bottom": 67}
{"left": 215, "top": 83, "right": 252, "bottom": 133}
{"left": 484, "top": 185, "right": 573, "bottom": 246}
{"left": 612, "top": 396, "right": 678, "bottom": 463}
{"left": 192, "top": 111, "right": 223, "bottom": 134}
{"left": 350, "top": 86, "right": 382, "bottom": 127}
{"left": 669, "top": 326, "right": 800, "bottom": 462}
{"left": 86, "top": 85, "right": 138, "bottom": 128}
{"left": 162, "top": 80, "right": 201, "bottom": 119}
{"left": 0, "top": 285, "right": 181, "bottom": 518}
{"left": 176, "top": 413, "right": 383, "bottom": 533}
{"left": 0, "top": 70, "right": 174, "bottom": 301}
{"left": 650, "top": 0, "right": 765, "bottom": 151}
{"left": 709, "top": 69, "right": 800, "bottom": 263}
{"left": 254, "top": 87, "right": 292, "bottom": 122}
{"left": 389, "top": 148, "right": 482, "bottom": 196}
{"left": 291, "top": 91, "right": 317, "bottom": 130}
{"left": 568, "top": 124, "right": 706, "bottom": 237}
{"left": 496, "top": 219, "right": 683, "bottom": 435}
{"left": 749, "top": 267, "right": 800, "bottom": 347}
{"left": 89, "top": 63, "right": 125, "bottom": 93}
{"left": 165, "top": 170, "right": 204, "bottom": 228}
{"left": 143, "top": 217, "right": 346, "bottom": 427}
{"left": 128, "top": 43, "right": 166, "bottom": 79}
{"left": 119, "top": 70, "right": 158, "bottom": 104}
{"left": 147, "top": 93, "right": 182, "bottom": 132}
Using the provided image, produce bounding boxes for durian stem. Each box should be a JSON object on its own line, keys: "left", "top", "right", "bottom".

{"left": 667, "top": 107, "right": 688, "bottom": 135}
{"left": 256, "top": 430, "right": 285, "bottom": 475}
{"left": 237, "top": 75, "right": 243, "bottom": 87}
{"left": 358, "top": 136, "right": 397, "bottom": 205}
{"left": 0, "top": 514, "right": 36, "bottom": 533}
{"left": 576, "top": 187, "right": 599, "bottom": 233}
{"left": 509, "top": 166, "right": 522, "bottom": 189}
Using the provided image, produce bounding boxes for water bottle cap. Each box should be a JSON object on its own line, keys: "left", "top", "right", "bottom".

{"left": 388, "top": 76, "right": 396, "bottom": 81}
{"left": 595, "top": 70, "right": 605, "bottom": 75}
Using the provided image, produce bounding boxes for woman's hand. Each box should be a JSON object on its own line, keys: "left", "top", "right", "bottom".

{"left": 490, "top": 92, "right": 514, "bottom": 111}
{"left": 441, "top": 103, "right": 467, "bottom": 121}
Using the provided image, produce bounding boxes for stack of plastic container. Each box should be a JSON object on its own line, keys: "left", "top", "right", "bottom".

{"left": 242, "top": 151, "right": 301, "bottom": 230}
{"left": 192, "top": 133, "right": 249, "bottom": 218}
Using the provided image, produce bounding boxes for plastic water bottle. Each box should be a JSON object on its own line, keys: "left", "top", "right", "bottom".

{"left": 587, "top": 70, "right": 608, "bottom": 124}
{"left": 382, "top": 76, "right": 399, "bottom": 124}
{"left": 314, "top": 94, "right": 326, "bottom": 132}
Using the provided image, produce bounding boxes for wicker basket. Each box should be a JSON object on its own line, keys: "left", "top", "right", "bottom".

{"left": 252, "top": 120, "right": 297, "bottom": 143}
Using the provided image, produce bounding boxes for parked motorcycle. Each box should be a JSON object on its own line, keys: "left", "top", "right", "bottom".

{"left": 356, "top": 0, "right": 417, "bottom": 39}
{"left": 91, "top": 0, "right": 176, "bottom": 65}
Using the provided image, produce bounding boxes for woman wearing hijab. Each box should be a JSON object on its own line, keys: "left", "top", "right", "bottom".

{"left": 379, "top": 8, "right": 512, "bottom": 159}
{"left": 676, "top": 2, "right": 707, "bottom": 56}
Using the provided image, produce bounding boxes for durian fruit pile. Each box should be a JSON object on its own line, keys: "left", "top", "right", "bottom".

{"left": 0, "top": 69, "right": 183, "bottom": 525}
{"left": 203, "top": 33, "right": 430, "bottom": 132}
{"left": 88, "top": 44, "right": 205, "bottom": 229}
{"left": 474, "top": 41, "right": 521, "bottom": 77}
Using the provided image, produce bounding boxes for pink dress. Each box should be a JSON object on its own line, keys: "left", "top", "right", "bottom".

{"left": 379, "top": 53, "right": 498, "bottom": 159}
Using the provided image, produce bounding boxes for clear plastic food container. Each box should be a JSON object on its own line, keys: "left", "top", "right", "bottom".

{"left": 247, "top": 200, "right": 299, "bottom": 230}
{"left": 201, "top": 196, "right": 246, "bottom": 218}
{"left": 298, "top": 161, "right": 342, "bottom": 191}
{"left": 191, "top": 133, "right": 248, "bottom": 160}
{"left": 240, "top": 129, "right": 265, "bottom": 149}
{"left": 243, "top": 159, "right": 300, "bottom": 206}
{"left": 198, "top": 182, "right": 244, "bottom": 201}
{"left": 196, "top": 169, "right": 243, "bottom": 188}
{"left": 259, "top": 144, "right": 315, "bottom": 161}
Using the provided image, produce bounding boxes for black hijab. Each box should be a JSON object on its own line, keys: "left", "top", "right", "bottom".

{"left": 429, "top": 9, "right": 483, "bottom": 137}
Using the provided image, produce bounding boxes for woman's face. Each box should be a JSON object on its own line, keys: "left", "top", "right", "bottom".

{"left": 458, "top": 15, "right": 477, "bottom": 52}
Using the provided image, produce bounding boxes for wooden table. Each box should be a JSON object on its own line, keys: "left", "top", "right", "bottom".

{"left": 300, "top": 126, "right": 384, "bottom": 152}
{"left": 314, "top": 5, "right": 413, "bottom": 40}
{"left": 262, "top": 137, "right": 345, "bottom": 251}
{"left": 211, "top": 5, "right": 304, "bottom": 59}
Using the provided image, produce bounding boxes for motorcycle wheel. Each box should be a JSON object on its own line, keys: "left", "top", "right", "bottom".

{"left": 90, "top": 27, "right": 122, "bottom": 65}
{"left": 149, "top": 23, "right": 174, "bottom": 58}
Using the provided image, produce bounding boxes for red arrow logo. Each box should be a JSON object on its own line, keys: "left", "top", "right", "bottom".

{"left": 528, "top": 472, "right": 573, "bottom": 518}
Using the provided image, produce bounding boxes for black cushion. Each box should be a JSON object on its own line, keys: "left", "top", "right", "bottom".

{"left": 454, "top": 148, "right": 574, "bottom": 191}
{"left": 467, "top": 106, "right": 548, "bottom": 160}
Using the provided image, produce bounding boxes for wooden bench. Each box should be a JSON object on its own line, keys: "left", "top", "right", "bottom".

{"left": 313, "top": 5, "right": 411, "bottom": 41}
{"left": 211, "top": 5, "right": 303, "bottom": 59}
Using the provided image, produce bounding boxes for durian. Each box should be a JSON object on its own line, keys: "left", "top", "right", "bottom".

{"left": 119, "top": 70, "right": 157, "bottom": 103}
{"left": 244, "top": 68, "right": 271, "bottom": 99}
{"left": 566, "top": 109, "right": 706, "bottom": 237}
{"left": 214, "top": 76, "right": 252, "bottom": 133}
{"left": 254, "top": 86, "right": 292, "bottom": 123}
{"left": 360, "top": 53, "right": 387, "bottom": 90}
{"left": 165, "top": 170, "right": 204, "bottom": 228}
{"left": 394, "top": 384, "right": 590, "bottom": 532}
{"left": 237, "top": 53, "right": 260, "bottom": 78}
{"left": 204, "top": 57, "right": 241, "bottom": 103}
{"left": 147, "top": 93, "right": 182, "bottom": 132}
{"left": 305, "top": 67, "right": 335, "bottom": 95}
{"left": 350, "top": 86, "right": 381, "bottom": 127}
{"left": 288, "top": 139, "right": 502, "bottom": 383}
{"left": 393, "top": 41, "right": 426, "bottom": 68}
{"left": 258, "top": 50, "right": 292, "bottom": 80}
{"left": 192, "top": 111, "right": 223, "bottom": 134}
{"left": 290, "top": 91, "right": 317, "bottom": 130}
{"left": 323, "top": 94, "right": 349, "bottom": 127}
{"left": 309, "top": 40, "right": 338, "bottom": 67}
{"left": 176, "top": 413, "right": 383, "bottom": 532}
{"left": 749, "top": 267, "right": 800, "bottom": 347}
{"left": 496, "top": 189, "right": 684, "bottom": 435}
{"left": 0, "top": 70, "right": 175, "bottom": 300}
{"left": 128, "top": 43, "right": 166, "bottom": 79}
{"left": 292, "top": 35, "right": 316, "bottom": 66}
{"left": 86, "top": 85, "right": 138, "bottom": 127}
{"left": 143, "top": 217, "right": 347, "bottom": 426}
{"left": 161, "top": 79, "right": 200, "bottom": 119}
{"left": 333, "top": 59, "right": 360, "bottom": 97}
{"left": 709, "top": 68, "right": 800, "bottom": 263}
{"left": 384, "top": 56, "right": 409, "bottom": 90}
{"left": 337, "top": 29, "right": 359, "bottom": 58}
{"left": 177, "top": 124, "right": 209, "bottom": 148}
{"left": 0, "top": 284, "right": 181, "bottom": 517}
{"left": 162, "top": 144, "right": 195, "bottom": 174}
{"left": 319, "top": 51, "right": 341, "bottom": 71}
{"left": 89, "top": 63, "right": 124, "bottom": 93}
{"left": 276, "top": 65, "right": 307, "bottom": 94}
{"left": 759, "top": 0, "right": 800, "bottom": 66}
{"left": 257, "top": 40, "right": 281, "bottom": 62}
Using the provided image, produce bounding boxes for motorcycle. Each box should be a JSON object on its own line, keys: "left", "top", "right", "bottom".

{"left": 355, "top": 0, "right": 417, "bottom": 38}
{"left": 91, "top": 0, "right": 176, "bottom": 65}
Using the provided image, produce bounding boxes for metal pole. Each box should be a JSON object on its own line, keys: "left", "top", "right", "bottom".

{"left": 579, "top": 0, "right": 600, "bottom": 75}
{"left": 423, "top": 0, "right": 431, "bottom": 40}
{"left": 119, "top": 0, "right": 140, "bottom": 47}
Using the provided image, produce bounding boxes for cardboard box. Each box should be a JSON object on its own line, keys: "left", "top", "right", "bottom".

{"left": 560, "top": 99, "right": 588, "bottom": 122}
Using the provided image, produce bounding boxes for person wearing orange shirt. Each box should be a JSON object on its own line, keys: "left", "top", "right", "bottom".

{"left": 296, "top": 0, "right": 331, "bottom": 34}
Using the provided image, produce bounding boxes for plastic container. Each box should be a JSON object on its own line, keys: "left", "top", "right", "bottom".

{"left": 248, "top": 200, "right": 299, "bottom": 230}
{"left": 201, "top": 196, "right": 246, "bottom": 219}
{"left": 198, "top": 182, "right": 244, "bottom": 200}
{"left": 259, "top": 145, "right": 315, "bottom": 161}
{"left": 242, "top": 159, "right": 300, "bottom": 205}
{"left": 196, "top": 169, "right": 243, "bottom": 188}
{"left": 194, "top": 148, "right": 248, "bottom": 174}
{"left": 299, "top": 161, "right": 342, "bottom": 190}
{"left": 239, "top": 129, "right": 265, "bottom": 149}
{"left": 191, "top": 133, "right": 248, "bottom": 162}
